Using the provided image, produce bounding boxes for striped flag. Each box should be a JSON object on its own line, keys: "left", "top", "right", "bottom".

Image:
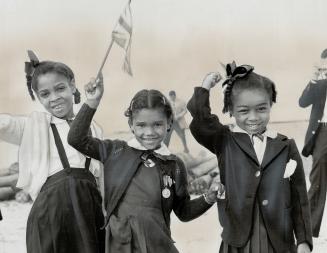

{"left": 112, "top": 0, "right": 133, "bottom": 76}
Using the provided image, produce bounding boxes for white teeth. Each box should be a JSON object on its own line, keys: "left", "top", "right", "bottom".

{"left": 53, "top": 105, "right": 62, "bottom": 109}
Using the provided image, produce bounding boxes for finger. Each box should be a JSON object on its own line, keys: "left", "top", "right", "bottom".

{"left": 85, "top": 82, "right": 96, "bottom": 93}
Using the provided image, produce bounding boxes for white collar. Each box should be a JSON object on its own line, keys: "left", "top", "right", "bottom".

{"left": 231, "top": 124, "right": 278, "bottom": 139}
{"left": 127, "top": 138, "right": 171, "bottom": 156}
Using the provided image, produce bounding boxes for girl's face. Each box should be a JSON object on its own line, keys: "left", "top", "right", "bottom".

{"left": 35, "top": 72, "right": 76, "bottom": 119}
{"left": 129, "top": 108, "right": 171, "bottom": 150}
{"left": 231, "top": 88, "right": 271, "bottom": 135}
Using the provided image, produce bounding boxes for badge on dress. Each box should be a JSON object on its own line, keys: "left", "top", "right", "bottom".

{"left": 162, "top": 175, "right": 173, "bottom": 198}
{"left": 162, "top": 188, "right": 171, "bottom": 198}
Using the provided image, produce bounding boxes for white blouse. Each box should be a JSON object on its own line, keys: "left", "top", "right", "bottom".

{"left": 48, "top": 116, "right": 89, "bottom": 176}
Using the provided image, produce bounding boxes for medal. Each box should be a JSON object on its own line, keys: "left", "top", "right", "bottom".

{"left": 141, "top": 153, "right": 156, "bottom": 167}
{"left": 162, "top": 174, "right": 173, "bottom": 198}
{"left": 162, "top": 188, "right": 171, "bottom": 198}
{"left": 144, "top": 158, "right": 155, "bottom": 167}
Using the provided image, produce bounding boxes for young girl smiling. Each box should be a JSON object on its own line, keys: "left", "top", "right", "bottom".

{"left": 68, "top": 77, "right": 222, "bottom": 253}
{"left": 0, "top": 51, "right": 105, "bottom": 253}
{"left": 187, "top": 62, "right": 313, "bottom": 253}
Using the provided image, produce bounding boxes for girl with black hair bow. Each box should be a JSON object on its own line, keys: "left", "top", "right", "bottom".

{"left": 187, "top": 62, "right": 312, "bottom": 253}
{"left": 0, "top": 51, "right": 105, "bottom": 253}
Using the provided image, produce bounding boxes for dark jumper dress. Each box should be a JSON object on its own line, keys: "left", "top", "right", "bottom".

{"left": 108, "top": 155, "right": 179, "bottom": 253}
{"left": 26, "top": 123, "right": 105, "bottom": 253}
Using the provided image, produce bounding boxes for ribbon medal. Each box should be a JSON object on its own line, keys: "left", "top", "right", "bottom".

{"left": 162, "top": 175, "right": 173, "bottom": 198}
{"left": 141, "top": 153, "right": 156, "bottom": 167}
{"left": 144, "top": 158, "right": 155, "bottom": 168}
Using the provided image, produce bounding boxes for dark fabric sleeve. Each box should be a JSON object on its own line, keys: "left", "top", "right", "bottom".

{"left": 68, "top": 103, "right": 114, "bottom": 163}
{"left": 172, "top": 158, "right": 212, "bottom": 222}
{"left": 288, "top": 139, "right": 313, "bottom": 250}
{"left": 298, "top": 81, "right": 317, "bottom": 108}
{"left": 187, "top": 87, "right": 228, "bottom": 155}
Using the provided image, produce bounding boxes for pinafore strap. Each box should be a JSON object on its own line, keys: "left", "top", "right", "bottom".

{"left": 50, "top": 123, "right": 91, "bottom": 171}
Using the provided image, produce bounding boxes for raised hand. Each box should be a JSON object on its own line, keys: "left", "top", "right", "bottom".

{"left": 202, "top": 72, "right": 222, "bottom": 90}
{"left": 85, "top": 73, "right": 104, "bottom": 109}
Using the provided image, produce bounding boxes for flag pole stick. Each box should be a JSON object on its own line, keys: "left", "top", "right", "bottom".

{"left": 96, "top": 37, "right": 115, "bottom": 81}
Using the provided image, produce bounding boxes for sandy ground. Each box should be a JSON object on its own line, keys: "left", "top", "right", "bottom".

{"left": 1, "top": 122, "right": 327, "bottom": 252}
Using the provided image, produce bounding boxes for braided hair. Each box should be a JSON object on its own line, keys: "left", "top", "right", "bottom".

{"left": 222, "top": 62, "right": 277, "bottom": 115}
{"left": 125, "top": 89, "right": 173, "bottom": 124}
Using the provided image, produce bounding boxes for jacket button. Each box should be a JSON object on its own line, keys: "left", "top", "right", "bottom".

{"left": 255, "top": 171, "right": 261, "bottom": 177}
{"left": 312, "top": 131, "right": 315, "bottom": 134}
{"left": 318, "top": 119, "right": 321, "bottom": 123}
{"left": 262, "top": 199, "right": 269, "bottom": 206}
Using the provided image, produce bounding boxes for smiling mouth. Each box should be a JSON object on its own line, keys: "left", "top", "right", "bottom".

{"left": 246, "top": 124, "right": 261, "bottom": 129}
{"left": 52, "top": 104, "right": 65, "bottom": 110}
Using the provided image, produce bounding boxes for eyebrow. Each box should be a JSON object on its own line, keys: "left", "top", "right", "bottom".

{"left": 236, "top": 102, "right": 268, "bottom": 108}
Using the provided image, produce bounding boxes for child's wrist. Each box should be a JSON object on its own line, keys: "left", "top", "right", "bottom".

{"left": 201, "top": 83, "right": 212, "bottom": 91}
{"left": 86, "top": 99, "right": 100, "bottom": 109}
{"left": 203, "top": 192, "right": 216, "bottom": 205}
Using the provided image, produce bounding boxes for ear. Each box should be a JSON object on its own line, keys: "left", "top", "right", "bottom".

{"left": 167, "top": 117, "right": 173, "bottom": 132}
{"left": 70, "top": 78, "right": 77, "bottom": 93}
{"left": 128, "top": 119, "right": 134, "bottom": 133}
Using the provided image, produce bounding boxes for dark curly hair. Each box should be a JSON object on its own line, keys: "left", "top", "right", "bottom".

{"left": 223, "top": 71, "right": 277, "bottom": 115}
{"left": 125, "top": 89, "right": 173, "bottom": 124}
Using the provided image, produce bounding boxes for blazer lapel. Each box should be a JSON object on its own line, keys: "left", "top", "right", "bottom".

{"left": 261, "top": 136, "right": 287, "bottom": 169}
{"left": 232, "top": 132, "right": 259, "bottom": 165}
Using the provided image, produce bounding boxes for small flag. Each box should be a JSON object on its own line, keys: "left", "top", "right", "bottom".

{"left": 112, "top": 0, "right": 133, "bottom": 76}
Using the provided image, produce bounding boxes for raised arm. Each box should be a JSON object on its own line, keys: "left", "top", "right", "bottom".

{"left": 68, "top": 74, "right": 113, "bottom": 163}
{"left": 187, "top": 72, "right": 228, "bottom": 154}
{"left": 298, "top": 80, "right": 318, "bottom": 108}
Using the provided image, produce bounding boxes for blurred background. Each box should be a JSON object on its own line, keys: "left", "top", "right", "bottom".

{"left": 1, "top": 0, "right": 327, "bottom": 252}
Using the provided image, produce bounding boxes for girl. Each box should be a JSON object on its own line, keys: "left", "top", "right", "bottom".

{"left": 187, "top": 62, "right": 313, "bottom": 253}
{"left": 67, "top": 78, "right": 222, "bottom": 253}
{"left": 0, "top": 51, "right": 105, "bottom": 253}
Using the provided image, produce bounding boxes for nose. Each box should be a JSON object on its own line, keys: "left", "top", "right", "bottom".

{"left": 144, "top": 126, "right": 155, "bottom": 136}
{"left": 49, "top": 92, "right": 60, "bottom": 102}
{"left": 248, "top": 110, "right": 259, "bottom": 121}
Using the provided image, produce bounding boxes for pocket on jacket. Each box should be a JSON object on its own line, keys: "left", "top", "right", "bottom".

{"left": 109, "top": 215, "right": 132, "bottom": 244}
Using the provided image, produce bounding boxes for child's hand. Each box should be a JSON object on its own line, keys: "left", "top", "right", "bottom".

{"left": 205, "top": 179, "right": 225, "bottom": 204}
{"left": 202, "top": 72, "right": 222, "bottom": 90}
{"left": 297, "top": 243, "right": 311, "bottom": 253}
{"left": 85, "top": 73, "right": 104, "bottom": 109}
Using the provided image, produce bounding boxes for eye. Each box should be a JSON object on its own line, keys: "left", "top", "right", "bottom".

{"left": 257, "top": 106, "right": 268, "bottom": 112}
{"left": 154, "top": 122, "right": 164, "bottom": 127}
{"left": 237, "top": 109, "right": 248, "bottom": 114}
{"left": 56, "top": 85, "right": 66, "bottom": 92}
{"left": 39, "top": 92, "right": 49, "bottom": 98}
{"left": 135, "top": 123, "right": 145, "bottom": 128}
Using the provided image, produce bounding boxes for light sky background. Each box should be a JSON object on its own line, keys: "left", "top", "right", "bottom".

{"left": 0, "top": 0, "right": 326, "bottom": 132}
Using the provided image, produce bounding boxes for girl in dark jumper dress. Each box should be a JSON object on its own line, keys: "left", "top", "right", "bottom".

{"left": 0, "top": 51, "right": 105, "bottom": 253}
{"left": 68, "top": 76, "right": 223, "bottom": 253}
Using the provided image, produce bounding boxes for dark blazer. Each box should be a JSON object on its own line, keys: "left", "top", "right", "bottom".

{"left": 187, "top": 87, "right": 313, "bottom": 252}
{"left": 68, "top": 104, "right": 212, "bottom": 235}
{"left": 299, "top": 79, "right": 327, "bottom": 156}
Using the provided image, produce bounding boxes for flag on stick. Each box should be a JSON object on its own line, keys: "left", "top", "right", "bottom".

{"left": 96, "top": 0, "right": 133, "bottom": 80}
{"left": 112, "top": 0, "right": 133, "bottom": 75}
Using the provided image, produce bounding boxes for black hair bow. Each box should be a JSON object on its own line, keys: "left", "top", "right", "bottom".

{"left": 24, "top": 50, "right": 40, "bottom": 78}
{"left": 222, "top": 61, "right": 254, "bottom": 89}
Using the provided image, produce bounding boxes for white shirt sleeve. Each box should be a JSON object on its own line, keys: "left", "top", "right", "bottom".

{"left": 0, "top": 114, "right": 26, "bottom": 145}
